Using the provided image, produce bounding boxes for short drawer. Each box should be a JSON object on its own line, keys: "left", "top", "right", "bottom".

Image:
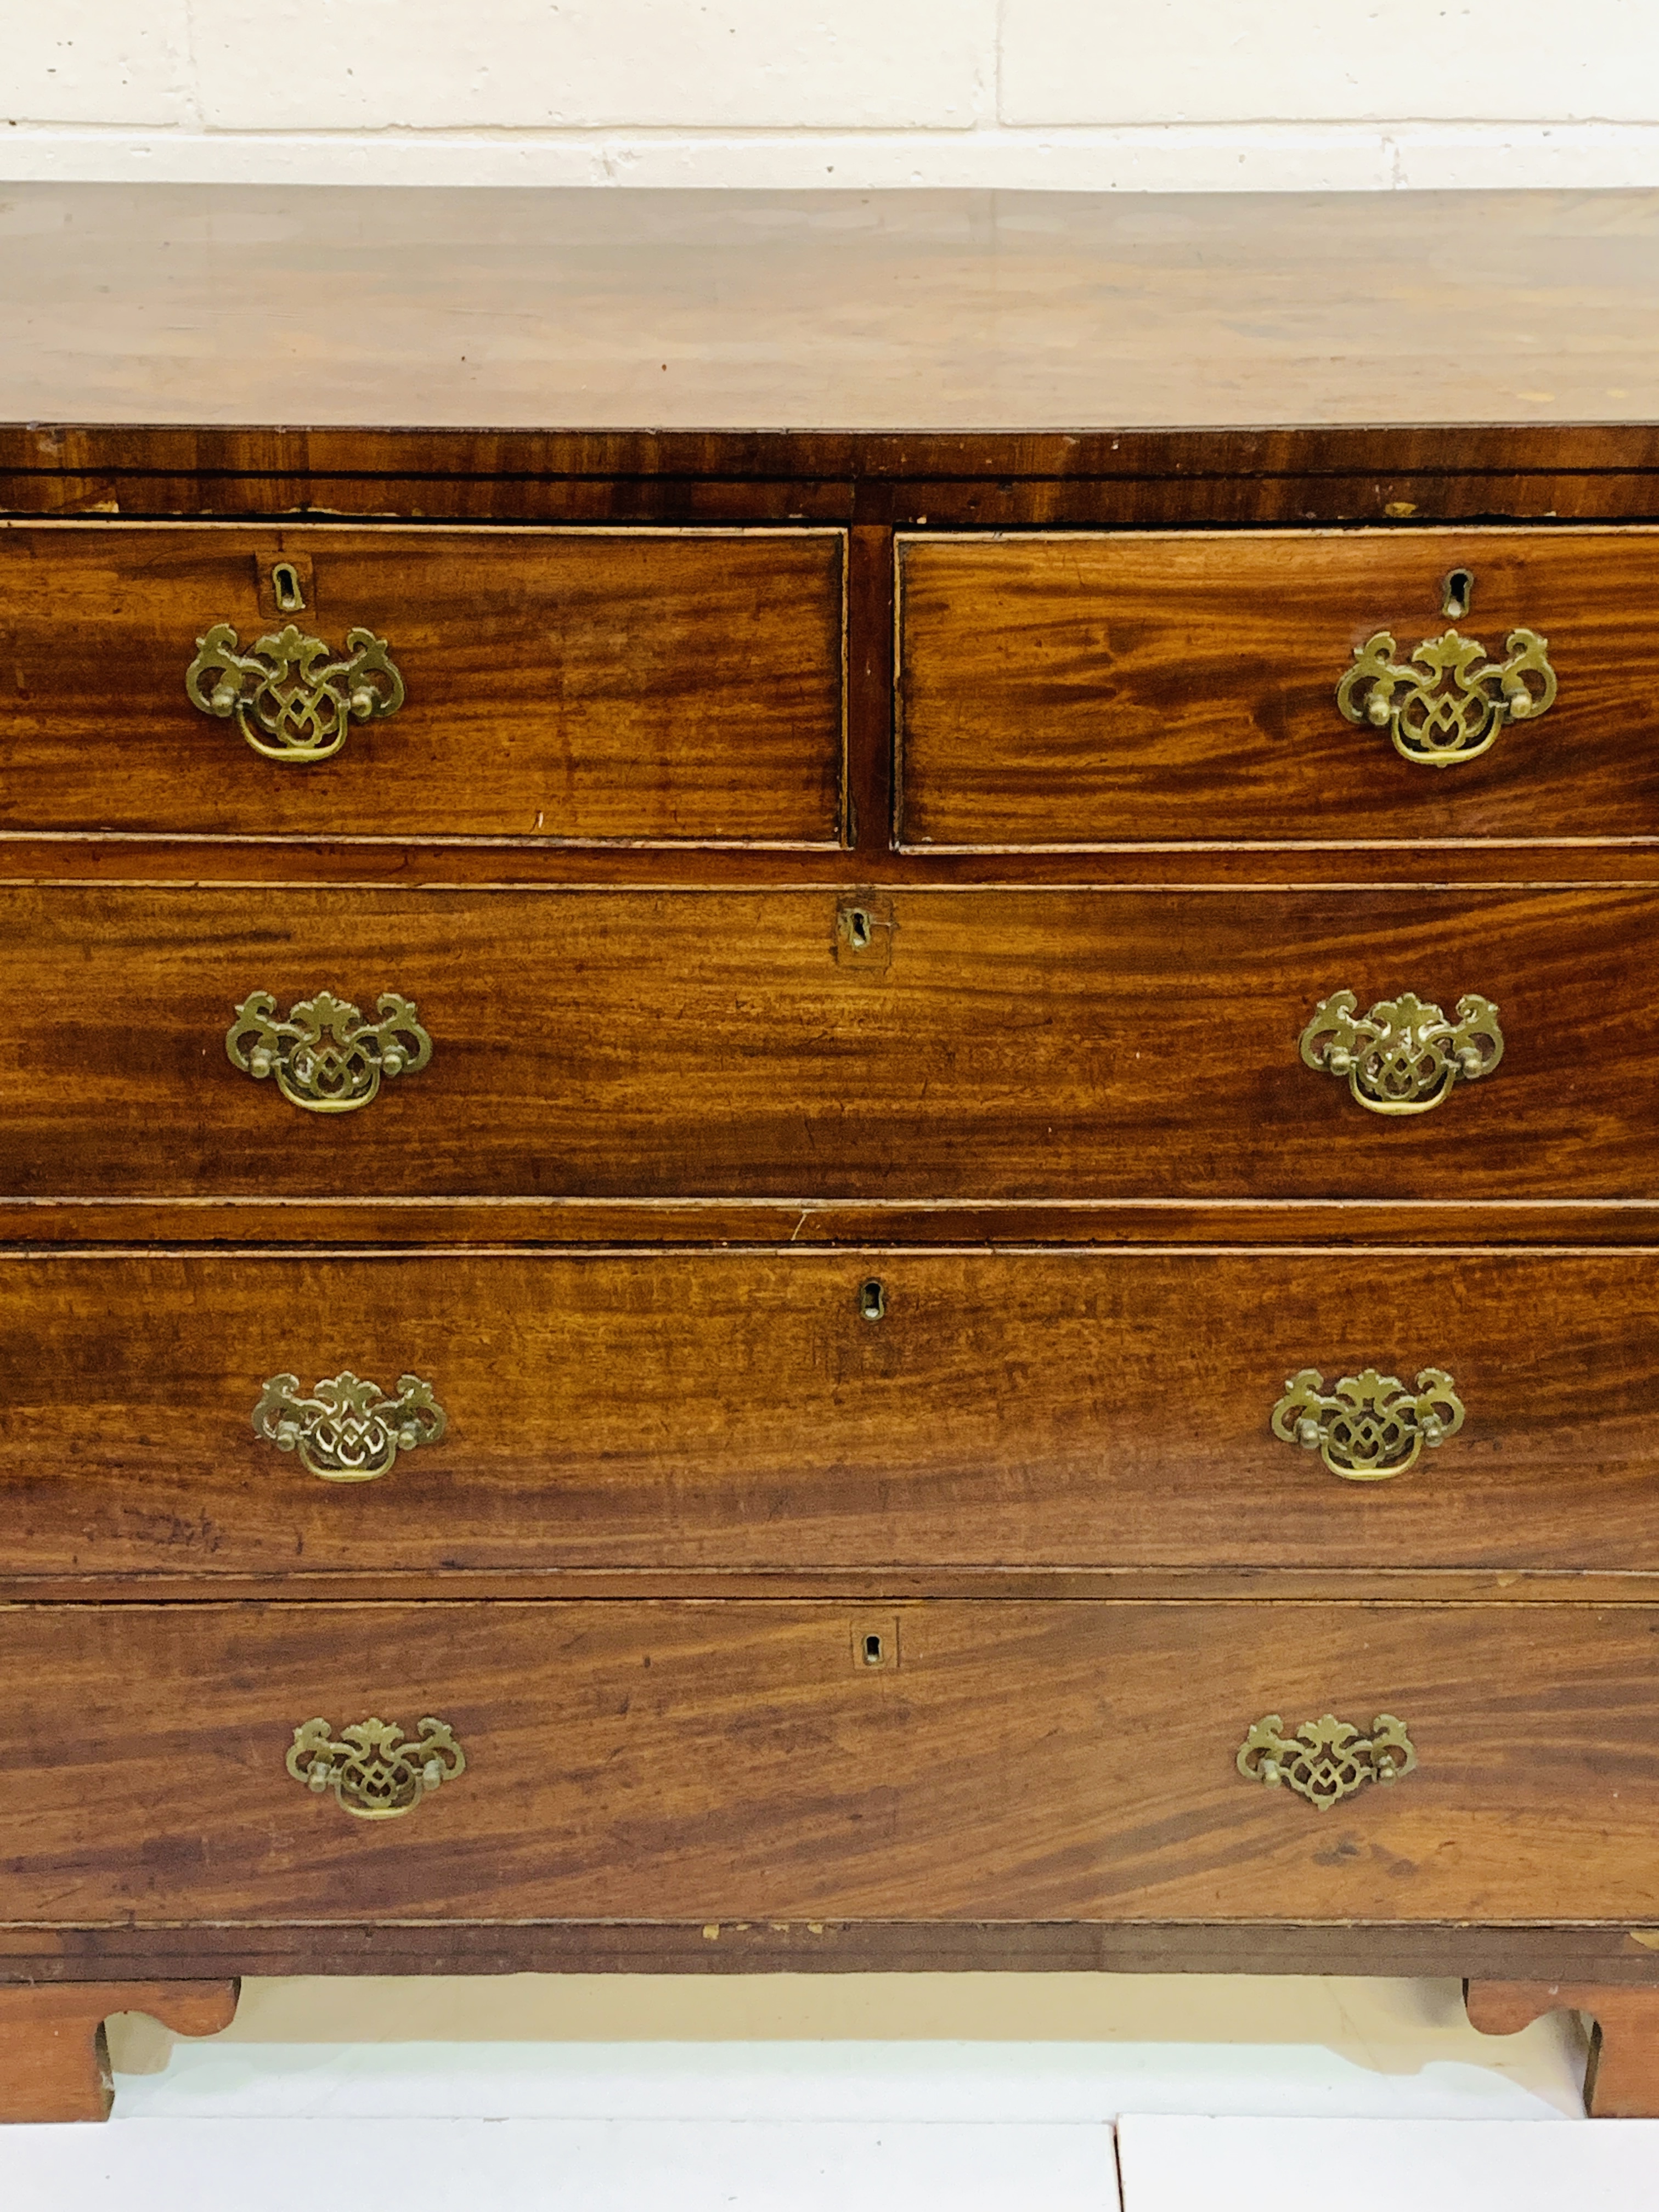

{"left": 4, "top": 884, "right": 1656, "bottom": 1202}
{"left": 7, "top": 1250, "right": 1659, "bottom": 1576}
{"left": 896, "top": 528, "right": 1659, "bottom": 847}
{"left": 5, "top": 1600, "right": 1659, "bottom": 1926}
{"left": 0, "top": 523, "right": 844, "bottom": 844}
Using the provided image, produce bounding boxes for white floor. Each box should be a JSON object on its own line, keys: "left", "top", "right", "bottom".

{"left": 5, "top": 1975, "right": 1659, "bottom": 2209}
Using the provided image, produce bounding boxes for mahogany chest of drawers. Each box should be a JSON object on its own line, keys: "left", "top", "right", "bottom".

{"left": 6, "top": 181, "right": 1659, "bottom": 2119}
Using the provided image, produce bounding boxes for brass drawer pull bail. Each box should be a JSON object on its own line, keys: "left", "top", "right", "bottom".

{"left": 1336, "top": 623, "right": 1555, "bottom": 765}
{"left": 253, "top": 1370, "right": 447, "bottom": 1481}
{"left": 287, "top": 1716, "right": 465, "bottom": 1820}
{"left": 186, "top": 621, "right": 404, "bottom": 762}
{"left": 226, "top": 989, "right": 433, "bottom": 1114}
{"left": 1271, "top": 1366, "right": 1464, "bottom": 1481}
{"left": 1299, "top": 989, "right": 1502, "bottom": 1115}
{"left": 1238, "top": 1713, "right": 1416, "bottom": 1810}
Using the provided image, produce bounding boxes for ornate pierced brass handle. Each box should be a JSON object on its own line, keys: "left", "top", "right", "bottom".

{"left": 287, "top": 1716, "right": 464, "bottom": 1820}
{"left": 186, "top": 622, "right": 404, "bottom": 762}
{"left": 1336, "top": 625, "right": 1555, "bottom": 765}
{"left": 1272, "top": 1366, "right": 1464, "bottom": 1482}
{"left": 1237, "top": 1713, "right": 1415, "bottom": 1810}
{"left": 227, "top": 989, "right": 432, "bottom": 1114}
{"left": 253, "top": 1370, "right": 446, "bottom": 1481}
{"left": 1299, "top": 989, "right": 1502, "bottom": 1115}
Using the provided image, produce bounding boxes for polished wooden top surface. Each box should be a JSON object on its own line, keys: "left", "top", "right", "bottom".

{"left": 2, "top": 184, "right": 1657, "bottom": 431}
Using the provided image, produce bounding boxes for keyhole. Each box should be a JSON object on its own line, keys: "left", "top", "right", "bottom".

{"left": 272, "top": 561, "right": 306, "bottom": 614}
{"left": 850, "top": 1618, "right": 899, "bottom": 1671}
{"left": 1441, "top": 568, "right": 1474, "bottom": 619}
{"left": 859, "top": 1278, "right": 886, "bottom": 1322}
{"left": 847, "top": 908, "right": 873, "bottom": 951}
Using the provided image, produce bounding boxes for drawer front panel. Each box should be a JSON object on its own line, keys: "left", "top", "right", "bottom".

{"left": 897, "top": 529, "right": 1659, "bottom": 848}
{"left": 4, "top": 884, "right": 1656, "bottom": 1201}
{"left": 0, "top": 524, "right": 844, "bottom": 844}
{"left": 4, "top": 1600, "right": 1658, "bottom": 1926}
{"left": 7, "top": 1251, "right": 1659, "bottom": 1575}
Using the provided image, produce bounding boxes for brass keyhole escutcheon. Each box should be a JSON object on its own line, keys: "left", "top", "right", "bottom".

{"left": 851, "top": 1618, "right": 900, "bottom": 1671}
{"left": 835, "top": 893, "right": 894, "bottom": 969}
{"left": 1440, "top": 567, "right": 1474, "bottom": 619}
{"left": 271, "top": 560, "right": 307, "bottom": 614}
{"left": 859, "top": 1278, "right": 887, "bottom": 1322}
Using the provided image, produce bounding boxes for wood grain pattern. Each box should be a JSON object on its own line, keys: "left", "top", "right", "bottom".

{"left": 0, "top": 524, "right": 844, "bottom": 844}
{"left": 6, "top": 1600, "right": 1659, "bottom": 1927}
{"left": 6, "top": 184, "right": 1658, "bottom": 2030}
{"left": 4, "top": 186, "right": 1659, "bottom": 431}
{"left": 16, "top": 1922, "right": 1659, "bottom": 1988}
{"left": 10, "top": 422, "right": 1659, "bottom": 498}
{"left": 18, "top": 435, "right": 1659, "bottom": 532}
{"left": 7, "top": 1250, "right": 1659, "bottom": 1577}
{"left": 0, "top": 1980, "right": 238, "bottom": 2123}
{"left": 7, "top": 1202, "right": 1659, "bottom": 1250}
{"left": 898, "top": 530, "right": 1659, "bottom": 848}
{"left": 4, "top": 884, "right": 1657, "bottom": 1203}
{"left": 845, "top": 523, "right": 895, "bottom": 850}
{"left": 9, "top": 1565, "right": 1659, "bottom": 1606}
{"left": 9, "top": 839, "right": 1659, "bottom": 890}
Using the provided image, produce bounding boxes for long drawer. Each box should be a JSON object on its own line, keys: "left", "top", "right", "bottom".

{"left": 4, "top": 1600, "right": 1658, "bottom": 1926}
{"left": 0, "top": 523, "right": 845, "bottom": 844}
{"left": 4, "top": 884, "right": 1655, "bottom": 1200}
{"left": 897, "top": 528, "right": 1659, "bottom": 847}
{"left": 6, "top": 1250, "right": 1659, "bottom": 1575}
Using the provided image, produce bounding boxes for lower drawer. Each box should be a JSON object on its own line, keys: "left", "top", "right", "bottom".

{"left": 5, "top": 1249, "right": 1659, "bottom": 1575}
{"left": 5, "top": 1600, "right": 1659, "bottom": 1926}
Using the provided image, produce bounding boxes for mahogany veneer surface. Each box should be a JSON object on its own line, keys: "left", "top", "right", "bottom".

{"left": 898, "top": 528, "right": 1659, "bottom": 848}
{"left": 3, "top": 185, "right": 1659, "bottom": 430}
{"left": 7, "top": 187, "right": 1659, "bottom": 2080}
{"left": 3, "top": 1249, "right": 1659, "bottom": 1578}
{"left": 0, "top": 523, "right": 845, "bottom": 844}
{"left": 5, "top": 1600, "right": 1659, "bottom": 1926}
{"left": 2, "top": 884, "right": 1653, "bottom": 1201}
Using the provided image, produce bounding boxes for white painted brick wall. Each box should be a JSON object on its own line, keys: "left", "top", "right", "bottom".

{"left": 1002, "top": 0, "right": 1659, "bottom": 126}
{"left": 5, "top": 4, "right": 191, "bottom": 127}
{"left": 191, "top": 3, "right": 996, "bottom": 133}
{"left": 2, "top": 0, "right": 1658, "bottom": 188}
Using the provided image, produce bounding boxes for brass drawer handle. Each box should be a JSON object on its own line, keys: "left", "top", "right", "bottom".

{"left": 1299, "top": 989, "right": 1502, "bottom": 1114}
{"left": 253, "top": 1370, "right": 446, "bottom": 1481}
{"left": 287, "top": 1716, "right": 464, "bottom": 1820}
{"left": 186, "top": 621, "right": 404, "bottom": 762}
{"left": 1271, "top": 1366, "right": 1464, "bottom": 1482}
{"left": 1238, "top": 1713, "right": 1416, "bottom": 1810}
{"left": 227, "top": 989, "right": 432, "bottom": 1114}
{"left": 1336, "top": 624, "right": 1555, "bottom": 765}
